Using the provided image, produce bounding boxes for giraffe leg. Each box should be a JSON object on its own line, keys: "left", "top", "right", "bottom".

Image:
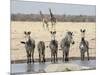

{"left": 46, "top": 24, "right": 49, "bottom": 31}
{"left": 51, "top": 22, "right": 53, "bottom": 29}
{"left": 43, "top": 22, "right": 45, "bottom": 29}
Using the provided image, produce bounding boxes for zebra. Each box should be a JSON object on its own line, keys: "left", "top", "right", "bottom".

{"left": 20, "top": 31, "right": 35, "bottom": 64}
{"left": 49, "top": 31, "right": 58, "bottom": 63}
{"left": 37, "top": 41, "right": 45, "bottom": 63}
{"left": 79, "top": 29, "right": 89, "bottom": 61}
{"left": 60, "top": 31, "right": 75, "bottom": 61}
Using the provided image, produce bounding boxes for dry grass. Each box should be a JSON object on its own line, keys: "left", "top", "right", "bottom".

{"left": 11, "top": 21, "right": 96, "bottom": 61}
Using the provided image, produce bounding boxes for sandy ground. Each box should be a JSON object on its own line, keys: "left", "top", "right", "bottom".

{"left": 11, "top": 21, "right": 96, "bottom": 61}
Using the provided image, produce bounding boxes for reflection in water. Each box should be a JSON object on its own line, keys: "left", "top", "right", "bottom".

{"left": 71, "top": 60, "right": 96, "bottom": 67}
{"left": 26, "top": 64, "right": 33, "bottom": 73}
{"left": 25, "top": 63, "right": 47, "bottom": 73}
{"left": 11, "top": 60, "right": 96, "bottom": 74}
{"left": 38, "top": 63, "right": 46, "bottom": 73}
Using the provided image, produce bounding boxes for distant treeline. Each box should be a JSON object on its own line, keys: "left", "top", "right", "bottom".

{"left": 11, "top": 14, "right": 96, "bottom": 22}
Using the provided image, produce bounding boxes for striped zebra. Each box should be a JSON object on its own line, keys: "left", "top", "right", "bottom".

{"left": 79, "top": 29, "right": 89, "bottom": 61}
{"left": 60, "top": 31, "right": 75, "bottom": 61}
{"left": 49, "top": 31, "right": 58, "bottom": 63}
{"left": 37, "top": 41, "right": 45, "bottom": 63}
{"left": 20, "top": 31, "right": 35, "bottom": 64}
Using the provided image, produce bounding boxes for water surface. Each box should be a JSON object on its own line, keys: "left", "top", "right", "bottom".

{"left": 11, "top": 60, "right": 96, "bottom": 74}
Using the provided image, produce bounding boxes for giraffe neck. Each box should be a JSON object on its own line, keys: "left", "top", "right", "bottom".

{"left": 41, "top": 15, "right": 44, "bottom": 20}
{"left": 40, "top": 12, "right": 44, "bottom": 19}
{"left": 49, "top": 10, "right": 53, "bottom": 17}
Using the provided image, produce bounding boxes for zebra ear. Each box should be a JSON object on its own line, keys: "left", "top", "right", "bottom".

{"left": 28, "top": 31, "right": 31, "bottom": 35}
{"left": 24, "top": 31, "right": 26, "bottom": 34}
{"left": 80, "top": 29, "right": 82, "bottom": 32}
{"left": 50, "top": 31, "right": 52, "bottom": 34}
{"left": 71, "top": 32, "right": 73, "bottom": 35}
{"left": 54, "top": 31, "right": 56, "bottom": 34}
{"left": 83, "top": 29, "right": 86, "bottom": 32}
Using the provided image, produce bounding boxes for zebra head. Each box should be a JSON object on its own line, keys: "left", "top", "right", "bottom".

{"left": 80, "top": 29, "right": 86, "bottom": 38}
{"left": 50, "top": 31, "right": 56, "bottom": 40}
{"left": 24, "top": 31, "right": 31, "bottom": 41}
{"left": 66, "top": 31, "right": 75, "bottom": 45}
{"left": 20, "top": 31, "right": 31, "bottom": 44}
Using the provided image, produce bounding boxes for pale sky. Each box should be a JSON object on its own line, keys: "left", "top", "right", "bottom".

{"left": 11, "top": 0, "right": 96, "bottom": 15}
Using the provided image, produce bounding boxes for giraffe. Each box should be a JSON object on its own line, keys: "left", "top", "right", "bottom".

{"left": 39, "top": 11, "right": 49, "bottom": 30}
{"left": 49, "top": 8, "right": 57, "bottom": 30}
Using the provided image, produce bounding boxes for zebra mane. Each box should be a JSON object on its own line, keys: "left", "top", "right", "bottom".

{"left": 26, "top": 37, "right": 32, "bottom": 46}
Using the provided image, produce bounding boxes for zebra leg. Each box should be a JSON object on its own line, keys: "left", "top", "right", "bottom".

{"left": 81, "top": 52, "right": 84, "bottom": 61}
{"left": 65, "top": 50, "right": 69, "bottom": 61}
{"left": 32, "top": 50, "right": 34, "bottom": 63}
{"left": 87, "top": 49, "right": 90, "bottom": 60}
{"left": 27, "top": 51, "right": 30, "bottom": 64}
{"left": 80, "top": 52, "right": 82, "bottom": 61}
{"left": 81, "top": 51, "right": 84, "bottom": 61}
{"left": 54, "top": 53, "right": 55, "bottom": 63}
{"left": 39, "top": 52, "right": 41, "bottom": 63}
{"left": 56, "top": 51, "right": 58, "bottom": 62}
{"left": 65, "top": 52, "right": 67, "bottom": 61}
{"left": 66, "top": 52, "right": 69, "bottom": 61}
{"left": 63, "top": 51, "right": 64, "bottom": 62}
{"left": 51, "top": 51, "right": 53, "bottom": 62}
{"left": 83, "top": 53, "right": 85, "bottom": 61}
{"left": 65, "top": 52, "right": 68, "bottom": 61}
{"left": 30, "top": 53, "right": 32, "bottom": 63}
{"left": 43, "top": 52, "right": 45, "bottom": 62}
{"left": 67, "top": 50, "right": 69, "bottom": 61}
{"left": 27, "top": 54, "right": 29, "bottom": 64}
{"left": 29, "top": 51, "right": 31, "bottom": 64}
{"left": 81, "top": 53, "right": 83, "bottom": 61}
